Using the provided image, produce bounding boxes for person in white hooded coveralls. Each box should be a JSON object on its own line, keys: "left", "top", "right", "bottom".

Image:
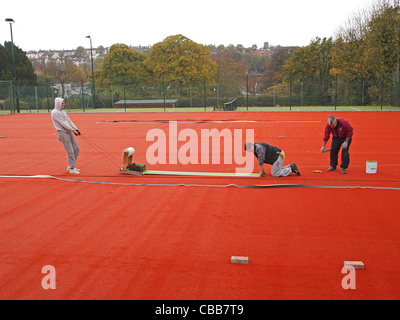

{"left": 51, "top": 98, "right": 81, "bottom": 174}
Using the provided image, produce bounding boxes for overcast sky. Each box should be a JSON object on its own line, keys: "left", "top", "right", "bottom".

{"left": 2, "top": 0, "right": 373, "bottom": 51}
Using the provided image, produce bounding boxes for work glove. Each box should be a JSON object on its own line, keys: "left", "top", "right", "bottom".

{"left": 277, "top": 151, "right": 285, "bottom": 159}
{"left": 342, "top": 141, "right": 348, "bottom": 149}
{"left": 321, "top": 146, "right": 326, "bottom": 153}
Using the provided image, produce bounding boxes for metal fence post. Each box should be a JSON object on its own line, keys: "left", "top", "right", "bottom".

{"left": 163, "top": 76, "right": 166, "bottom": 112}
{"left": 81, "top": 80, "right": 85, "bottom": 112}
{"left": 273, "top": 80, "right": 276, "bottom": 107}
{"left": 381, "top": 73, "right": 384, "bottom": 110}
{"left": 289, "top": 75, "right": 292, "bottom": 111}
{"left": 246, "top": 74, "right": 249, "bottom": 111}
{"left": 362, "top": 78, "right": 365, "bottom": 106}
{"left": 35, "top": 86, "right": 39, "bottom": 112}
{"left": 123, "top": 83, "right": 126, "bottom": 112}
{"left": 204, "top": 77, "right": 207, "bottom": 111}
{"left": 190, "top": 83, "right": 192, "bottom": 108}
{"left": 301, "top": 81, "right": 303, "bottom": 107}
{"left": 335, "top": 74, "right": 338, "bottom": 110}
{"left": 9, "top": 80, "right": 15, "bottom": 113}
{"left": 46, "top": 79, "right": 50, "bottom": 112}
{"left": 397, "top": 71, "right": 400, "bottom": 107}
{"left": 111, "top": 85, "right": 114, "bottom": 108}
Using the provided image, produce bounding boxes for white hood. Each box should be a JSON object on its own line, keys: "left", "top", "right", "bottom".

{"left": 54, "top": 97, "right": 64, "bottom": 111}
{"left": 51, "top": 98, "right": 77, "bottom": 132}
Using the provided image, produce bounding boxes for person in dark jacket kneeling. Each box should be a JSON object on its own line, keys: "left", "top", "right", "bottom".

{"left": 244, "top": 142, "right": 300, "bottom": 177}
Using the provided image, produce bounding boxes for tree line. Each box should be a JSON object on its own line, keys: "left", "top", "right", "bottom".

{"left": 284, "top": 0, "right": 400, "bottom": 105}
{"left": 1, "top": 0, "right": 399, "bottom": 107}
{"left": 0, "top": 42, "right": 36, "bottom": 82}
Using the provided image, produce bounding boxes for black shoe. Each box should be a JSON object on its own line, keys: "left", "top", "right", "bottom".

{"left": 291, "top": 163, "right": 300, "bottom": 176}
{"left": 327, "top": 167, "right": 336, "bottom": 171}
{"left": 340, "top": 168, "right": 347, "bottom": 174}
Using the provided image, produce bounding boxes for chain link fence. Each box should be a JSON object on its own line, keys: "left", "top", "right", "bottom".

{"left": 1, "top": 72, "right": 400, "bottom": 113}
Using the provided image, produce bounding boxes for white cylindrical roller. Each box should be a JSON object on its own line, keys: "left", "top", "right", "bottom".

{"left": 123, "top": 147, "right": 135, "bottom": 157}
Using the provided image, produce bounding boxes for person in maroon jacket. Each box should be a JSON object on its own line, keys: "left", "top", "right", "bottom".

{"left": 321, "top": 116, "right": 353, "bottom": 174}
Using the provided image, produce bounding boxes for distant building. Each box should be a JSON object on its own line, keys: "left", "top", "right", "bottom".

{"left": 27, "top": 45, "right": 150, "bottom": 71}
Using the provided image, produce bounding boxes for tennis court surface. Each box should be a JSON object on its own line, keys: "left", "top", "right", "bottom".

{"left": 0, "top": 111, "right": 399, "bottom": 300}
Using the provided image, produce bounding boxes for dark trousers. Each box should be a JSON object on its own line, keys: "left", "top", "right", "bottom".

{"left": 330, "top": 137, "right": 352, "bottom": 169}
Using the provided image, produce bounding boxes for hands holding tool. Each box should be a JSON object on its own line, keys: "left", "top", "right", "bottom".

{"left": 73, "top": 130, "right": 81, "bottom": 136}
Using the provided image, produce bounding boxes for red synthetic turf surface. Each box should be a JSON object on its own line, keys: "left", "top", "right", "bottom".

{"left": 0, "top": 111, "right": 399, "bottom": 300}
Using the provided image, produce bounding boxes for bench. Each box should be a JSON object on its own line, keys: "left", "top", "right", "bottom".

{"left": 213, "top": 99, "right": 237, "bottom": 111}
{"left": 113, "top": 99, "right": 178, "bottom": 108}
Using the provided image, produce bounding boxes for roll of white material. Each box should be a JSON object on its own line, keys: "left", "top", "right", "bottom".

{"left": 123, "top": 147, "right": 135, "bottom": 157}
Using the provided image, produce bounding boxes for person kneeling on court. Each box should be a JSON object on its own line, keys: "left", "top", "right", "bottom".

{"left": 244, "top": 142, "right": 300, "bottom": 177}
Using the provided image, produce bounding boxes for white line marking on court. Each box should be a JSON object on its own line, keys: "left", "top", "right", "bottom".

{"left": 96, "top": 120, "right": 322, "bottom": 124}
{"left": 351, "top": 107, "right": 361, "bottom": 111}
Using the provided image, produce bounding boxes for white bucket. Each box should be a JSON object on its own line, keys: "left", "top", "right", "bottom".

{"left": 366, "top": 160, "right": 377, "bottom": 174}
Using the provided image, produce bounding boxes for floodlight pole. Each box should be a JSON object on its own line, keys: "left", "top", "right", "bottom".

{"left": 5, "top": 18, "right": 19, "bottom": 113}
{"left": 86, "top": 35, "right": 96, "bottom": 108}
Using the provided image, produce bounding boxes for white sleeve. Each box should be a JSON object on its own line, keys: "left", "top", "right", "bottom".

{"left": 65, "top": 113, "right": 77, "bottom": 131}
{"left": 51, "top": 111, "right": 74, "bottom": 132}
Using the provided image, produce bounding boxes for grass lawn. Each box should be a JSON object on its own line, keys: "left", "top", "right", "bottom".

{"left": 1, "top": 105, "right": 399, "bottom": 115}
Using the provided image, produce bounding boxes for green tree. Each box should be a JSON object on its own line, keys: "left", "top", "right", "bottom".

{"left": 0, "top": 42, "right": 36, "bottom": 83}
{"left": 265, "top": 46, "right": 298, "bottom": 82}
{"left": 331, "top": 5, "right": 368, "bottom": 77}
{"left": 100, "top": 43, "right": 149, "bottom": 86}
{"left": 144, "top": 34, "right": 217, "bottom": 85}
{"left": 213, "top": 51, "right": 246, "bottom": 98}
{"left": 241, "top": 52, "right": 267, "bottom": 74}
{"left": 74, "top": 46, "right": 88, "bottom": 58}
{"left": 364, "top": 3, "right": 400, "bottom": 104}
{"left": 334, "top": 0, "right": 400, "bottom": 77}
{"left": 364, "top": 4, "right": 400, "bottom": 76}
{"left": 283, "top": 37, "right": 334, "bottom": 105}
{"left": 284, "top": 37, "right": 333, "bottom": 80}
{"left": 96, "top": 45, "right": 105, "bottom": 55}
{"left": 43, "top": 57, "right": 85, "bottom": 97}
{"left": 332, "top": 0, "right": 400, "bottom": 105}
